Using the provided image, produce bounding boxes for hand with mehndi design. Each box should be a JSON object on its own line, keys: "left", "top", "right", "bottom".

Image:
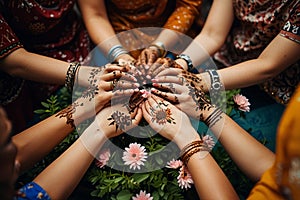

{"left": 154, "top": 68, "right": 209, "bottom": 92}
{"left": 150, "top": 77, "right": 214, "bottom": 122}
{"left": 67, "top": 65, "right": 140, "bottom": 126}
{"left": 147, "top": 57, "right": 178, "bottom": 79}
{"left": 95, "top": 101, "right": 143, "bottom": 139}
{"left": 142, "top": 95, "right": 200, "bottom": 149}
{"left": 136, "top": 47, "right": 160, "bottom": 75}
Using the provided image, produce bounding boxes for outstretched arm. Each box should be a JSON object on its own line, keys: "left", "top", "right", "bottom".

{"left": 142, "top": 95, "right": 238, "bottom": 199}
{"left": 33, "top": 100, "right": 143, "bottom": 199}
{"left": 77, "top": 0, "right": 134, "bottom": 63}
{"left": 150, "top": 80, "right": 275, "bottom": 181}
{"left": 12, "top": 66, "right": 131, "bottom": 172}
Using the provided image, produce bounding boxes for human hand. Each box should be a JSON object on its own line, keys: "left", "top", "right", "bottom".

{"left": 136, "top": 47, "right": 160, "bottom": 73}
{"left": 142, "top": 95, "right": 200, "bottom": 149}
{"left": 95, "top": 99, "right": 143, "bottom": 139}
{"left": 115, "top": 53, "right": 136, "bottom": 65}
{"left": 68, "top": 65, "right": 140, "bottom": 125}
{"left": 150, "top": 73, "right": 213, "bottom": 121}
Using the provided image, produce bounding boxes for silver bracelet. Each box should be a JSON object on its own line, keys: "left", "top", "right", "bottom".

{"left": 65, "top": 62, "right": 80, "bottom": 93}
{"left": 176, "top": 54, "right": 194, "bottom": 71}
{"left": 207, "top": 69, "right": 223, "bottom": 98}
{"left": 107, "top": 45, "right": 129, "bottom": 62}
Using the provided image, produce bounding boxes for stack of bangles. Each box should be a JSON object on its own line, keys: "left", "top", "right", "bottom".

{"left": 65, "top": 62, "right": 81, "bottom": 93}
{"left": 180, "top": 140, "right": 210, "bottom": 165}
{"left": 107, "top": 45, "right": 129, "bottom": 63}
{"left": 148, "top": 41, "right": 167, "bottom": 58}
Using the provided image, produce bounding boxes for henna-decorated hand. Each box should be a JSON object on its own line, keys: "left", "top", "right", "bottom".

{"left": 154, "top": 68, "right": 209, "bottom": 92}
{"left": 150, "top": 77, "right": 214, "bottom": 122}
{"left": 95, "top": 101, "right": 143, "bottom": 138}
{"left": 142, "top": 95, "right": 200, "bottom": 149}
{"left": 115, "top": 53, "right": 136, "bottom": 65}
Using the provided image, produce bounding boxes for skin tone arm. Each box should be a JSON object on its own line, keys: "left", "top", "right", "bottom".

{"left": 77, "top": 0, "right": 134, "bottom": 62}
{"left": 175, "top": 0, "right": 300, "bottom": 92}
{"left": 33, "top": 101, "right": 143, "bottom": 200}
{"left": 175, "top": 0, "right": 234, "bottom": 69}
{"left": 150, "top": 79, "right": 275, "bottom": 181}
{"left": 142, "top": 95, "right": 239, "bottom": 199}
{"left": 0, "top": 48, "right": 100, "bottom": 87}
{"left": 12, "top": 66, "right": 134, "bottom": 172}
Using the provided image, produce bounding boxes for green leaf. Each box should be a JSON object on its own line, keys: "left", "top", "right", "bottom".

{"left": 116, "top": 190, "right": 132, "bottom": 200}
{"left": 132, "top": 173, "right": 149, "bottom": 183}
{"left": 41, "top": 101, "right": 50, "bottom": 108}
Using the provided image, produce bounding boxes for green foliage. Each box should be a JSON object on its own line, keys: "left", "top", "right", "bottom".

{"left": 18, "top": 87, "right": 77, "bottom": 183}
{"left": 20, "top": 87, "right": 264, "bottom": 199}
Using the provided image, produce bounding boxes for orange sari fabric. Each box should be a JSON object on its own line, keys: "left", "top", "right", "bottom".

{"left": 106, "top": 0, "right": 203, "bottom": 38}
{"left": 248, "top": 85, "right": 300, "bottom": 199}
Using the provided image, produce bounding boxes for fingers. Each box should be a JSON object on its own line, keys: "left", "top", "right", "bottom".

{"left": 152, "top": 75, "right": 185, "bottom": 85}
{"left": 155, "top": 68, "right": 182, "bottom": 78}
{"left": 150, "top": 87, "right": 179, "bottom": 104}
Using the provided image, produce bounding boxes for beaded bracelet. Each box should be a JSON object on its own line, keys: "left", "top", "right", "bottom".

{"left": 65, "top": 62, "right": 81, "bottom": 93}
{"left": 107, "top": 45, "right": 129, "bottom": 62}
{"left": 176, "top": 54, "right": 194, "bottom": 71}
{"left": 148, "top": 41, "right": 167, "bottom": 57}
{"left": 207, "top": 69, "right": 223, "bottom": 98}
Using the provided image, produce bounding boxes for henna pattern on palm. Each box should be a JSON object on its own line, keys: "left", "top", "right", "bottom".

{"left": 150, "top": 102, "right": 175, "bottom": 125}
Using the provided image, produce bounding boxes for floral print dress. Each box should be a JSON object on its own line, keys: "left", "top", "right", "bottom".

{"left": 214, "top": 0, "right": 300, "bottom": 104}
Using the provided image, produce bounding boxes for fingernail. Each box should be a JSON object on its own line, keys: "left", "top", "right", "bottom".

{"left": 152, "top": 83, "right": 159, "bottom": 87}
{"left": 151, "top": 79, "right": 158, "bottom": 82}
{"left": 145, "top": 65, "right": 149, "bottom": 69}
{"left": 146, "top": 75, "right": 151, "bottom": 79}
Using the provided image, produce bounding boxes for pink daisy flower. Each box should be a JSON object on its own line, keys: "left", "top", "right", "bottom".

{"left": 233, "top": 94, "right": 251, "bottom": 112}
{"left": 177, "top": 165, "right": 194, "bottom": 190}
{"left": 122, "top": 143, "right": 148, "bottom": 170}
{"left": 166, "top": 159, "right": 183, "bottom": 169}
{"left": 202, "top": 135, "right": 215, "bottom": 150}
{"left": 132, "top": 190, "right": 153, "bottom": 200}
{"left": 95, "top": 149, "right": 111, "bottom": 168}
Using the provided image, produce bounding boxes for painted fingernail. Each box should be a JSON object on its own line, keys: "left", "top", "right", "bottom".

{"left": 151, "top": 79, "right": 158, "bottom": 82}
{"left": 152, "top": 83, "right": 159, "bottom": 87}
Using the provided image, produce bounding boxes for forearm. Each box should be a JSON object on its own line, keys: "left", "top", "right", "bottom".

{"left": 188, "top": 151, "right": 239, "bottom": 199}
{"left": 78, "top": 0, "right": 121, "bottom": 54}
{"left": 12, "top": 114, "right": 74, "bottom": 172}
{"left": 205, "top": 108, "right": 275, "bottom": 181}
{"left": 12, "top": 98, "right": 94, "bottom": 172}
{"left": 0, "top": 48, "right": 67, "bottom": 85}
{"left": 33, "top": 121, "right": 106, "bottom": 199}
{"left": 177, "top": 0, "right": 234, "bottom": 69}
{"left": 175, "top": 129, "right": 238, "bottom": 199}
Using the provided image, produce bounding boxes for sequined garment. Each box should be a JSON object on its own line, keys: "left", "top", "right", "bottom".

{"left": 213, "top": 0, "right": 300, "bottom": 104}
{"left": 105, "top": 0, "right": 203, "bottom": 51}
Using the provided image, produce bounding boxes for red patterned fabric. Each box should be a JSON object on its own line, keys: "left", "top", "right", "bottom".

{"left": 0, "top": 0, "right": 92, "bottom": 132}
{"left": 214, "top": 0, "right": 300, "bottom": 104}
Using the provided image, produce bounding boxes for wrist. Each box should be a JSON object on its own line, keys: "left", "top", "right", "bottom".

{"left": 176, "top": 54, "right": 194, "bottom": 71}
{"left": 175, "top": 58, "right": 188, "bottom": 70}
{"left": 107, "top": 45, "right": 129, "bottom": 62}
{"left": 174, "top": 128, "right": 200, "bottom": 150}
{"left": 148, "top": 41, "right": 167, "bottom": 57}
